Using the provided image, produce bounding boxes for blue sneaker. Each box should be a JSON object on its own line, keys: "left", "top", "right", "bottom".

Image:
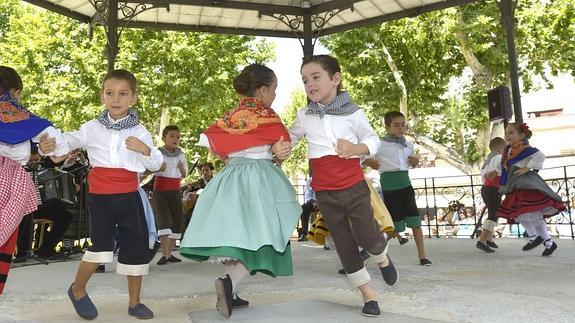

{"left": 128, "top": 303, "right": 154, "bottom": 320}
{"left": 67, "top": 284, "right": 98, "bottom": 320}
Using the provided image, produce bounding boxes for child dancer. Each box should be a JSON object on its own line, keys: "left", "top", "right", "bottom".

{"left": 153, "top": 125, "right": 188, "bottom": 265}
{"left": 41, "top": 70, "right": 163, "bottom": 319}
{"left": 0, "top": 66, "right": 67, "bottom": 294}
{"left": 289, "top": 55, "right": 398, "bottom": 317}
{"left": 179, "top": 64, "right": 301, "bottom": 318}
{"left": 476, "top": 137, "right": 506, "bottom": 253}
{"left": 496, "top": 123, "right": 565, "bottom": 256}
{"left": 371, "top": 111, "right": 431, "bottom": 266}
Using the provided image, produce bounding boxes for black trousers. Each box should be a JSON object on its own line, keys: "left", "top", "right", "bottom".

{"left": 299, "top": 201, "right": 316, "bottom": 236}
{"left": 16, "top": 200, "right": 73, "bottom": 257}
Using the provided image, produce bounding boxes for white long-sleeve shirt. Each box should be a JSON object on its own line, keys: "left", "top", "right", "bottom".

{"left": 155, "top": 149, "right": 188, "bottom": 178}
{"left": 374, "top": 140, "right": 414, "bottom": 173}
{"left": 0, "top": 126, "right": 68, "bottom": 165}
{"left": 62, "top": 119, "right": 163, "bottom": 172}
{"left": 288, "top": 108, "right": 380, "bottom": 159}
{"left": 480, "top": 154, "right": 502, "bottom": 182}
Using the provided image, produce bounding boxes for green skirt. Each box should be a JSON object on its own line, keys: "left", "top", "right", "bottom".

{"left": 180, "top": 157, "right": 301, "bottom": 277}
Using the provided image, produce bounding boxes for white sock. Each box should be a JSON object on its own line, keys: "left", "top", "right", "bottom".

{"left": 517, "top": 218, "right": 536, "bottom": 239}
{"left": 532, "top": 218, "right": 552, "bottom": 244}
{"left": 227, "top": 261, "right": 249, "bottom": 292}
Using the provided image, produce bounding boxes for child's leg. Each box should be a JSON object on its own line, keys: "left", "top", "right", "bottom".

{"left": 224, "top": 260, "right": 249, "bottom": 293}
{"left": 412, "top": 227, "right": 427, "bottom": 259}
{"left": 532, "top": 216, "right": 552, "bottom": 242}
{"left": 71, "top": 261, "right": 100, "bottom": 299}
{"left": 127, "top": 276, "right": 142, "bottom": 307}
{"left": 358, "top": 283, "right": 377, "bottom": 302}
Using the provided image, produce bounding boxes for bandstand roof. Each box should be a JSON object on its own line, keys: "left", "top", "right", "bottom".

{"left": 23, "top": 0, "right": 478, "bottom": 38}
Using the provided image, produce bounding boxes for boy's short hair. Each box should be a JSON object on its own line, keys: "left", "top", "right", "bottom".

{"left": 384, "top": 111, "right": 405, "bottom": 126}
{"left": 489, "top": 137, "right": 506, "bottom": 152}
{"left": 200, "top": 162, "right": 214, "bottom": 170}
{"left": 102, "top": 69, "right": 137, "bottom": 93}
{"left": 162, "top": 125, "right": 180, "bottom": 137}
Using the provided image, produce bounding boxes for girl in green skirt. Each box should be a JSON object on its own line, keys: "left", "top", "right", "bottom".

{"left": 179, "top": 64, "right": 301, "bottom": 318}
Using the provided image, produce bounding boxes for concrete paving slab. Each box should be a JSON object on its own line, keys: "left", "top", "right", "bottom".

{"left": 1, "top": 238, "right": 574, "bottom": 322}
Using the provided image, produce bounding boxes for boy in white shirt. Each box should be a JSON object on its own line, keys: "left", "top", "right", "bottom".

{"left": 153, "top": 125, "right": 188, "bottom": 265}
{"left": 41, "top": 70, "right": 162, "bottom": 320}
{"left": 476, "top": 137, "right": 506, "bottom": 253}
{"left": 370, "top": 111, "right": 431, "bottom": 266}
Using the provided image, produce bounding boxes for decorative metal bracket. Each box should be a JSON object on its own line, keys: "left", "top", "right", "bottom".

{"left": 262, "top": 8, "right": 346, "bottom": 50}
{"left": 88, "top": 1, "right": 171, "bottom": 41}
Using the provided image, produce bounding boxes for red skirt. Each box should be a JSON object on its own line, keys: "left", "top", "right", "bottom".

{"left": 0, "top": 228, "right": 18, "bottom": 294}
{"left": 497, "top": 189, "right": 565, "bottom": 223}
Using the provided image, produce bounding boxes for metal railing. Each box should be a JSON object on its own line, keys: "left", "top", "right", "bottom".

{"left": 294, "top": 164, "right": 575, "bottom": 239}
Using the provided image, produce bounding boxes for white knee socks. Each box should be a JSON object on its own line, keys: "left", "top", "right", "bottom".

{"left": 225, "top": 261, "right": 250, "bottom": 292}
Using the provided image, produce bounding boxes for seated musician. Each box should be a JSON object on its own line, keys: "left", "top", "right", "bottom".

{"left": 181, "top": 162, "right": 214, "bottom": 235}
{"left": 14, "top": 148, "right": 74, "bottom": 260}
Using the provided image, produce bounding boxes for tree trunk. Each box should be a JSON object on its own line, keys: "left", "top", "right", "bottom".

{"left": 157, "top": 106, "right": 171, "bottom": 144}
{"left": 372, "top": 29, "right": 477, "bottom": 174}
{"left": 371, "top": 31, "right": 408, "bottom": 116}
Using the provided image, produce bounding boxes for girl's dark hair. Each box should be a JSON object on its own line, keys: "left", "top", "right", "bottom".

{"left": 383, "top": 111, "right": 405, "bottom": 126}
{"left": 301, "top": 55, "right": 343, "bottom": 92}
{"left": 509, "top": 122, "right": 533, "bottom": 139}
{"left": 233, "top": 64, "right": 276, "bottom": 97}
{"left": 162, "top": 125, "right": 180, "bottom": 137}
{"left": 102, "top": 69, "right": 137, "bottom": 93}
{"left": 0, "top": 66, "right": 23, "bottom": 92}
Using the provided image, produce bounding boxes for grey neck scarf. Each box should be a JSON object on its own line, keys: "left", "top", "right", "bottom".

{"left": 159, "top": 146, "right": 183, "bottom": 157}
{"left": 383, "top": 133, "right": 407, "bottom": 147}
{"left": 305, "top": 92, "right": 360, "bottom": 118}
{"left": 97, "top": 109, "right": 139, "bottom": 131}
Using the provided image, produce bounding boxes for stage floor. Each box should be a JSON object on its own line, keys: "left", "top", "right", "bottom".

{"left": 2, "top": 238, "right": 574, "bottom": 322}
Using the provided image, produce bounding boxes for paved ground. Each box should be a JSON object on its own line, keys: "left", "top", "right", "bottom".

{"left": 1, "top": 238, "right": 574, "bottom": 322}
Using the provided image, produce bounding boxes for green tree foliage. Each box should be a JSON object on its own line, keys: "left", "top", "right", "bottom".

{"left": 321, "top": 1, "right": 575, "bottom": 173}
{"left": 0, "top": 2, "right": 273, "bottom": 169}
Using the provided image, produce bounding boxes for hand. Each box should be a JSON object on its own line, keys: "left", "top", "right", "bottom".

{"left": 335, "top": 139, "right": 357, "bottom": 158}
{"left": 364, "top": 158, "right": 380, "bottom": 170}
{"left": 513, "top": 167, "right": 530, "bottom": 175}
{"left": 125, "top": 136, "right": 151, "bottom": 156}
{"left": 485, "top": 171, "right": 498, "bottom": 180}
{"left": 38, "top": 133, "right": 56, "bottom": 154}
{"left": 408, "top": 155, "right": 419, "bottom": 167}
{"left": 272, "top": 136, "right": 292, "bottom": 161}
{"left": 177, "top": 160, "right": 186, "bottom": 177}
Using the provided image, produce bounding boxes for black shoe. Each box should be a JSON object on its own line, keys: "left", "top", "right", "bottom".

{"left": 486, "top": 240, "right": 499, "bottom": 249}
{"left": 95, "top": 264, "right": 106, "bottom": 273}
{"left": 419, "top": 258, "right": 432, "bottom": 266}
{"left": 399, "top": 237, "right": 409, "bottom": 245}
{"left": 167, "top": 255, "right": 182, "bottom": 263}
{"left": 156, "top": 256, "right": 168, "bottom": 265}
{"left": 338, "top": 268, "right": 346, "bottom": 275}
{"left": 522, "top": 236, "right": 544, "bottom": 251}
{"left": 231, "top": 293, "right": 249, "bottom": 309}
{"left": 476, "top": 241, "right": 494, "bottom": 253}
{"left": 215, "top": 275, "right": 233, "bottom": 318}
{"left": 379, "top": 256, "right": 398, "bottom": 286}
{"left": 361, "top": 300, "right": 381, "bottom": 317}
{"left": 297, "top": 236, "right": 308, "bottom": 242}
{"left": 542, "top": 240, "right": 557, "bottom": 256}
{"left": 323, "top": 245, "right": 331, "bottom": 250}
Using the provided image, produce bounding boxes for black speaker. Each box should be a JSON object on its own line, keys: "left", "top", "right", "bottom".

{"left": 487, "top": 86, "right": 512, "bottom": 121}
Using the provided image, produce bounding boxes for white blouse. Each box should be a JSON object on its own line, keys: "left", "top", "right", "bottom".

{"left": 288, "top": 108, "right": 379, "bottom": 159}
